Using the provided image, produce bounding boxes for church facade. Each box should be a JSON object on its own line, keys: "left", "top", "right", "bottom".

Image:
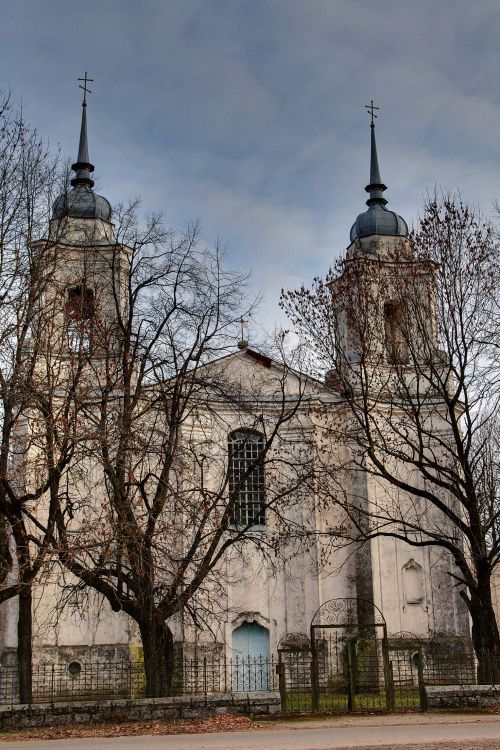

{"left": 0, "top": 93, "right": 471, "bottom": 685}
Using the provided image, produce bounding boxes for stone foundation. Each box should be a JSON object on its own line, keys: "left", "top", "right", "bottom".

{"left": 425, "top": 684, "right": 500, "bottom": 708}
{"left": 0, "top": 693, "right": 280, "bottom": 730}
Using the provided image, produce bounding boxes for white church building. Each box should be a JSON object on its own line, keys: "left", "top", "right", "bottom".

{"left": 0, "top": 91, "right": 471, "bottom": 687}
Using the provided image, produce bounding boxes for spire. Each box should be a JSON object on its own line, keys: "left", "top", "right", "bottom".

{"left": 349, "top": 103, "right": 408, "bottom": 242}
{"left": 364, "top": 101, "right": 387, "bottom": 207}
{"left": 71, "top": 72, "right": 95, "bottom": 188}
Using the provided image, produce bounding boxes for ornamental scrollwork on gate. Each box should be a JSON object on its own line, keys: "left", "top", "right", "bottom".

{"left": 311, "top": 597, "right": 386, "bottom": 628}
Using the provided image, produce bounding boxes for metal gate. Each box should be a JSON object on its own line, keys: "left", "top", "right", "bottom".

{"left": 387, "top": 633, "right": 427, "bottom": 710}
{"left": 277, "top": 633, "right": 312, "bottom": 713}
{"left": 310, "top": 598, "right": 391, "bottom": 712}
{"left": 278, "top": 601, "right": 429, "bottom": 714}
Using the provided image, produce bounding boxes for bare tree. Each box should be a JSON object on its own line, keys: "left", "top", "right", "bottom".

{"left": 282, "top": 196, "right": 500, "bottom": 682}
{"left": 53, "top": 207, "right": 312, "bottom": 697}
{"left": 0, "top": 93, "right": 84, "bottom": 701}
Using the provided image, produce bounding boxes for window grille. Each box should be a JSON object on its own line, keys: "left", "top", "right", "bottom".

{"left": 228, "top": 431, "right": 265, "bottom": 528}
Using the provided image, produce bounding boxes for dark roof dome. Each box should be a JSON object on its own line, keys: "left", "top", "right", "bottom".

{"left": 52, "top": 185, "right": 111, "bottom": 221}
{"left": 349, "top": 112, "right": 408, "bottom": 243}
{"left": 53, "top": 87, "right": 111, "bottom": 222}
{"left": 350, "top": 204, "right": 407, "bottom": 242}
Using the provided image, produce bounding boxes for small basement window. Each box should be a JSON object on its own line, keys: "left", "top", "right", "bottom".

{"left": 68, "top": 661, "right": 82, "bottom": 677}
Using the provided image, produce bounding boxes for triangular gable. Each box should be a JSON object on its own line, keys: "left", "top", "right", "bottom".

{"left": 196, "top": 347, "right": 328, "bottom": 400}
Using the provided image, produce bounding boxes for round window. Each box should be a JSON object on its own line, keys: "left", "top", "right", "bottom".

{"left": 411, "top": 651, "right": 421, "bottom": 668}
{"left": 68, "top": 661, "right": 82, "bottom": 677}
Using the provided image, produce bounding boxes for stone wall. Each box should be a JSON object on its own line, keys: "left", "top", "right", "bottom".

{"left": 0, "top": 693, "right": 280, "bottom": 730}
{"left": 425, "top": 684, "right": 500, "bottom": 709}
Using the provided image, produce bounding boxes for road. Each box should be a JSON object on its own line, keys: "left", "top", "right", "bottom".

{"left": 3, "top": 714, "right": 500, "bottom": 749}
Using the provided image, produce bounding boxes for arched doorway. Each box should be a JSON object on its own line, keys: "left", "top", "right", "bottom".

{"left": 232, "top": 621, "right": 269, "bottom": 691}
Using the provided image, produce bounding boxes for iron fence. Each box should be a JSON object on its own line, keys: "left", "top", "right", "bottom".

{"left": 175, "top": 654, "right": 277, "bottom": 695}
{"left": 388, "top": 635, "right": 478, "bottom": 688}
{"left": 0, "top": 655, "right": 279, "bottom": 706}
{"left": 0, "top": 637, "right": 495, "bottom": 711}
{"left": 0, "top": 661, "right": 146, "bottom": 706}
{"left": 278, "top": 634, "right": 492, "bottom": 714}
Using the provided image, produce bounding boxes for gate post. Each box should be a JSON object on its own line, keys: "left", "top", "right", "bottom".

{"left": 310, "top": 628, "right": 319, "bottom": 713}
{"left": 382, "top": 635, "right": 395, "bottom": 710}
{"left": 416, "top": 647, "right": 427, "bottom": 711}
{"left": 277, "top": 653, "right": 286, "bottom": 713}
{"left": 346, "top": 640, "right": 356, "bottom": 712}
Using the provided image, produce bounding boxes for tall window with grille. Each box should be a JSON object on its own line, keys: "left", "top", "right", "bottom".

{"left": 228, "top": 430, "right": 266, "bottom": 528}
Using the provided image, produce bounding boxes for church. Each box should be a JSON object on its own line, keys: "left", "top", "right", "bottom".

{"left": 0, "top": 87, "right": 471, "bottom": 696}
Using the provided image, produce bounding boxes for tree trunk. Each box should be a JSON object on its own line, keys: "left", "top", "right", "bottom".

{"left": 468, "top": 577, "right": 500, "bottom": 684}
{"left": 139, "top": 617, "right": 174, "bottom": 697}
{"left": 17, "top": 584, "right": 32, "bottom": 704}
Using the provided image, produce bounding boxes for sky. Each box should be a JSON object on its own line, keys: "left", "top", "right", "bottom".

{"left": 1, "top": 0, "right": 499, "bottom": 338}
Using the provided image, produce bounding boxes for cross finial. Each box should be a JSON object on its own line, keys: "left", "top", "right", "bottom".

{"left": 78, "top": 72, "right": 94, "bottom": 105}
{"left": 365, "top": 100, "right": 379, "bottom": 126}
{"left": 237, "top": 316, "right": 249, "bottom": 350}
{"left": 237, "top": 316, "right": 248, "bottom": 341}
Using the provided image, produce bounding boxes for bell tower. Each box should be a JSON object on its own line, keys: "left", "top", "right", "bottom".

{"left": 334, "top": 106, "right": 437, "bottom": 376}
{"left": 39, "top": 74, "right": 131, "bottom": 362}
{"left": 331, "top": 105, "right": 438, "bottom": 627}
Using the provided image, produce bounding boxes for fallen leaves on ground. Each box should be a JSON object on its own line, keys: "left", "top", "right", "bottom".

{"left": 0, "top": 713, "right": 262, "bottom": 742}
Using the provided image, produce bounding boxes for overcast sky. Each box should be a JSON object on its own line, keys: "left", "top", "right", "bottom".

{"left": 1, "top": 0, "right": 499, "bottom": 337}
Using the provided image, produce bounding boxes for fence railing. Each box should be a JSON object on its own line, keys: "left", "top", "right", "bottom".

{"left": 0, "top": 638, "right": 495, "bottom": 709}
{"left": 278, "top": 634, "right": 494, "bottom": 714}
{"left": 176, "top": 654, "right": 278, "bottom": 695}
{"left": 0, "top": 655, "right": 279, "bottom": 706}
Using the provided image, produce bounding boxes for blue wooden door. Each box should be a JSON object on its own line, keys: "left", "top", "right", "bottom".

{"left": 232, "top": 622, "right": 270, "bottom": 691}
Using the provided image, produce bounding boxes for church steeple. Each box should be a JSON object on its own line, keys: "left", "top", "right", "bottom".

{"left": 71, "top": 100, "right": 95, "bottom": 188}
{"left": 52, "top": 74, "right": 112, "bottom": 223}
{"left": 71, "top": 72, "right": 95, "bottom": 188}
{"left": 349, "top": 102, "right": 408, "bottom": 243}
{"left": 365, "top": 118, "right": 387, "bottom": 207}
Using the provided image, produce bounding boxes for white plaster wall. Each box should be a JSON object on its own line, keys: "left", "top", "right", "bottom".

{"left": 32, "top": 570, "right": 130, "bottom": 649}
{"left": 0, "top": 332, "right": 471, "bottom": 664}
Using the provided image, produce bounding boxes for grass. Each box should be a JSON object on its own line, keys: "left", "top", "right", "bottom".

{"left": 283, "top": 688, "right": 421, "bottom": 714}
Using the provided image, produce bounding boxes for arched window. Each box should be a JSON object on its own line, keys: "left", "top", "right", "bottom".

{"left": 228, "top": 430, "right": 265, "bottom": 528}
{"left": 66, "top": 284, "right": 95, "bottom": 352}
{"left": 384, "top": 301, "right": 409, "bottom": 364}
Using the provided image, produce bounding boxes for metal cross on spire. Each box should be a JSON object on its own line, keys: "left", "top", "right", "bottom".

{"left": 237, "top": 316, "right": 249, "bottom": 350}
{"left": 72, "top": 73, "right": 95, "bottom": 187}
{"left": 78, "top": 72, "right": 94, "bottom": 105}
{"left": 237, "top": 316, "right": 248, "bottom": 340}
{"left": 365, "top": 100, "right": 379, "bottom": 125}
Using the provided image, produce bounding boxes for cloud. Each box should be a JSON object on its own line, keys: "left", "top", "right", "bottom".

{"left": 0, "top": 0, "right": 498, "bottom": 331}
